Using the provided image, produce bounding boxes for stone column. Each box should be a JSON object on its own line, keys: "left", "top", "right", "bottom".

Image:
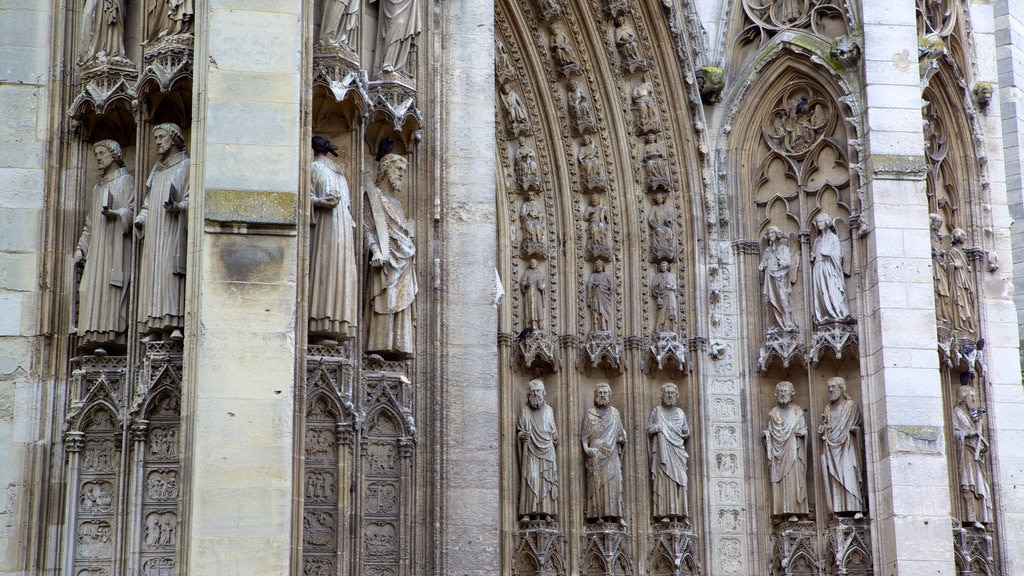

{"left": 180, "top": 1, "right": 303, "bottom": 574}
{"left": 859, "top": 1, "right": 956, "bottom": 573}
{"left": 436, "top": 0, "right": 500, "bottom": 572}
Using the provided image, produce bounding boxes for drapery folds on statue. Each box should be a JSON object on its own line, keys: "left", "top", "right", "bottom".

{"left": 581, "top": 383, "right": 626, "bottom": 524}
{"left": 648, "top": 383, "right": 689, "bottom": 521}
{"left": 765, "top": 381, "right": 808, "bottom": 519}
{"left": 819, "top": 377, "right": 864, "bottom": 516}
{"left": 518, "top": 379, "right": 559, "bottom": 521}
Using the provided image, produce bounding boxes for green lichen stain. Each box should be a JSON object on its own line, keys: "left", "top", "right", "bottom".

{"left": 205, "top": 189, "right": 297, "bottom": 226}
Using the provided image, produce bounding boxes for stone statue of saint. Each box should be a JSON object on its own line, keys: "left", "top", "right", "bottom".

{"left": 520, "top": 259, "right": 546, "bottom": 330}
{"left": 581, "top": 382, "right": 626, "bottom": 525}
{"left": 80, "top": 0, "right": 127, "bottom": 64}
{"left": 577, "top": 136, "right": 606, "bottom": 191}
{"left": 587, "top": 260, "right": 613, "bottom": 332}
{"left": 651, "top": 261, "right": 678, "bottom": 333}
{"left": 644, "top": 135, "right": 669, "bottom": 190}
{"left": 518, "top": 379, "right": 559, "bottom": 521}
{"left": 135, "top": 124, "right": 189, "bottom": 342}
{"left": 648, "top": 382, "right": 689, "bottom": 522}
{"left": 819, "top": 377, "right": 864, "bottom": 517}
{"left": 930, "top": 213, "right": 951, "bottom": 327}
{"left": 952, "top": 385, "right": 993, "bottom": 527}
{"left": 500, "top": 83, "right": 529, "bottom": 134}
{"left": 365, "top": 153, "right": 418, "bottom": 358}
{"left": 632, "top": 80, "right": 660, "bottom": 134}
{"left": 613, "top": 16, "right": 643, "bottom": 69}
{"left": 759, "top": 226, "right": 798, "bottom": 332}
{"left": 648, "top": 192, "right": 675, "bottom": 262}
{"left": 308, "top": 136, "right": 358, "bottom": 343}
{"left": 516, "top": 137, "right": 541, "bottom": 191}
{"left": 947, "top": 228, "right": 976, "bottom": 334}
{"left": 764, "top": 380, "right": 808, "bottom": 520}
{"left": 567, "top": 79, "right": 597, "bottom": 134}
{"left": 73, "top": 140, "right": 134, "bottom": 353}
{"left": 520, "top": 191, "right": 544, "bottom": 244}
{"left": 810, "top": 213, "right": 851, "bottom": 324}
{"left": 319, "top": 0, "right": 360, "bottom": 48}
{"left": 549, "top": 24, "right": 579, "bottom": 70}
{"left": 146, "top": 0, "right": 195, "bottom": 42}
{"left": 371, "top": 0, "right": 421, "bottom": 76}
{"left": 583, "top": 194, "right": 609, "bottom": 260}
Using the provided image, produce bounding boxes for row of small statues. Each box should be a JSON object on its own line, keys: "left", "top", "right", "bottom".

{"left": 73, "top": 131, "right": 418, "bottom": 359}
{"left": 78, "top": 0, "right": 194, "bottom": 66}
{"left": 516, "top": 378, "right": 871, "bottom": 526}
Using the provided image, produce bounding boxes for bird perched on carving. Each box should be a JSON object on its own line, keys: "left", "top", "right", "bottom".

{"left": 795, "top": 97, "right": 808, "bottom": 114}
{"left": 514, "top": 326, "right": 534, "bottom": 342}
{"left": 375, "top": 136, "right": 395, "bottom": 161}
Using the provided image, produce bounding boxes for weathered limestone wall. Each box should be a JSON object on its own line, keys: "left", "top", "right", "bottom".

{"left": 180, "top": 1, "right": 302, "bottom": 573}
{"left": 1000, "top": 0, "right": 1024, "bottom": 365}
{"left": 0, "top": 1, "right": 53, "bottom": 574}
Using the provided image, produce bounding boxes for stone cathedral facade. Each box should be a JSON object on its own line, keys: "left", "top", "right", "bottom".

{"left": 2, "top": 0, "right": 1024, "bottom": 575}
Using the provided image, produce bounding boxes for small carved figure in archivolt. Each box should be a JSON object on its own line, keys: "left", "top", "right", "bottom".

{"left": 146, "top": 0, "right": 195, "bottom": 42}
{"left": 515, "top": 137, "right": 541, "bottom": 191}
{"left": 632, "top": 80, "right": 661, "bottom": 135}
{"left": 533, "top": 0, "right": 562, "bottom": 21}
{"left": 648, "top": 192, "right": 675, "bottom": 262}
{"left": 520, "top": 190, "right": 546, "bottom": 256}
{"left": 648, "top": 382, "right": 690, "bottom": 522}
{"left": 819, "top": 377, "right": 864, "bottom": 517}
{"left": 567, "top": 79, "right": 598, "bottom": 135}
{"left": 520, "top": 259, "right": 547, "bottom": 331}
{"left": 309, "top": 136, "right": 358, "bottom": 343}
{"left": 583, "top": 194, "right": 611, "bottom": 261}
{"left": 759, "top": 226, "right": 798, "bottom": 333}
{"left": 930, "top": 213, "right": 952, "bottom": 327}
{"left": 810, "top": 213, "right": 851, "bottom": 325}
{"left": 371, "top": 0, "right": 421, "bottom": 77}
{"left": 581, "top": 382, "right": 626, "bottom": 525}
{"left": 135, "top": 124, "right": 189, "bottom": 343}
{"left": 73, "top": 140, "right": 134, "bottom": 354}
{"left": 319, "top": 0, "right": 360, "bottom": 48}
{"left": 495, "top": 40, "right": 516, "bottom": 85}
{"left": 365, "top": 153, "right": 418, "bottom": 358}
{"left": 764, "top": 380, "right": 808, "bottom": 520}
{"left": 518, "top": 379, "right": 559, "bottom": 522}
{"left": 500, "top": 83, "right": 531, "bottom": 136}
{"left": 644, "top": 135, "right": 670, "bottom": 191}
{"left": 947, "top": 228, "right": 977, "bottom": 334}
{"left": 587, "top": 260, "right": 614, "bottom": 333}
{"left": 549, "top": 24, "right": 581, "bottom": 75}
{"left": 651, "top": 261, "right": 678, "bottom": 333}
{"left": 952, "top": 385, "right": 993, "bottom": 527}
{"left": 577, "top": 136, "right": 607, "bottom": 191}
{"left": 613, "top": 17, "right": 646, "bottom": 71}
{"left": 80, "top": 0, "right": 128, "bottom": 65}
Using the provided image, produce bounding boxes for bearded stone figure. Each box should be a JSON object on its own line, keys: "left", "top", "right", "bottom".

{"left": 581, "top": 383, "right": 626, "bottom": 525}
{"left": 518, "top": 379, "right": 559, "bottom": 522}
{"left": 135, "top": 124, "right": 189, "bottom": 342}
{"left": 73, "top": 140, "right": 135, "bottom": 353}
{"left": 819, "top": 377, "right": 864, "bottom": 517}
{"left": 947, "top": 228, "right": 977, "bottom": 334}
{"left": 952, "top": 385, "right": 993, "bottom": 527}
{"left": 759, "top": 226, "right": 797, "bottom": 332}
{"left": 810, "top": 213, "right": 851, "bottom": 324}
{"left": 308, "top": 136, "right": 358, "bottom": 343}
{"left": 80, "top": 0, "right": 127, "bottom": 64}
{"left": 648, "top": 383, "right": 690, "bottom": 522}
{"left": 372, "top": 0, "right": 421, "bottom": 77}
{"left": 764, "top": 380, "right": 808, "bottom": 520}
{"left": 365, "top": 153, "right": 418, "bottom": 358}
{"left": 319, "top": 0, "right": 360, "bottom": 48}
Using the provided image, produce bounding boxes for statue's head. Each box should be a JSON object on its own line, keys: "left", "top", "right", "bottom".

{"left": 813, "top": 213, "right": 833, "bottom": 232}
{"left": 951, "top": 227, "right": 968, "bottom": 246}
{"left": 527, "top": 379, "right": 546, "bottom": 408}
{"left": 93, "top": 139, "right": 124, "bottom": 168}
{"left": 929, "top": 212, "right": 944, "bottom": 231}
{"left": 776, "top": 380, "right": 795, "bottom": 404}
{"left": 660, "top": 382, "right": 678, "bottom": 406}
{"left": 826, "top": 376, "right": 846, "bottom": 402}
{"left": 957, "top": 384, "right": 977, "bottom": 408}
{"left": 594, "top": 382, "right": 611, "bottom": 407}
{"left": 377, "top": 153, "right": 408, "bottom": 189}
{"left": 153, "top": 123, "right": 185, "bottom": 154}
{"left": 765, "top": 225, "right": 782, "bottom": 243}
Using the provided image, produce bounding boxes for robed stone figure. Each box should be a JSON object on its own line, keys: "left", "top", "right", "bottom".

{"left": 948, "top": 228, "right": 977, "bottom": 334}
{"left": 518, "top": 379, "right": 558, "bottom": 521}
{"left": 810, "top": 213, "right": 851, "bottom": 324}
{"left": 819, "top": 377, "right": 864, "bottom": 517}
{"left": 648, "top": 383, "right": 690, "bottom": 521}
{"left": 520, "top": 259, "right": 546, "bottom": 330}
{"left": 135, "top": 124, "right": 189, "bottom": 342}
{"left": 952, "top": 385, "right": 993, "bottom": 527}
{"left": 365, "top": 153, "right": 418, "bottom": 358}
{"left": 760, "top": 226, "right": 797, "bottom": 332}
{"left": 73, "top": 140, "right": 134, "bottom": 353}
{"left": 309, "top": 136, "right": 358, "bottom": 342}
{"left": 764, "top": 380, "right": 808, "bottom": 519}
{"left": 581, "top": 383, "right": 626, "bottom": 525}
{"left": 80, "top": 0, "right": 128, "bottom": 64}
{"left": 372, "top": 0, "right": 421, "bottom": 76}
{"left": 320, "top": 0, "right": 360, "bottom": 48}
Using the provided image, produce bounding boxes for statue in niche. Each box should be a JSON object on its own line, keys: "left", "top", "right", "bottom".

{"left": 952, "top": 385, "right": 993, "bottom": 527}
{"left": 72, "top": 140, "right": 134, "bottom": 354}
{"left": 520, "top": 259, "right": 546, "bottom": 330}
{"left": 587, "top": 260, "right": 614, "bottom": 333}
{"left": 308, "top": 136, "right": 358, "bottom": 344}
{"left": 520, "top": 190, "right": 545, "bottom": 256}
{"left": 583, "top": 194, "right": 611, "bottom": 261}
{"left": 146, "top": 0, "right": 195, "bottom": 42}
{"left": 930, "top": 213, "right": 952, "bottom": 327}
{"left": 80, "top": 0, "right": 128, "bottom": 65}
{"left": 577, "top": 136, "right": 606, "bottom": 191}
{"left": 643, "top": 135, "right": 670, "bottom": 191}
{"left": 515, "top": 137, "right": 541, "bottom": 191}
{"left": 651, "top": 261, "right": 678, "bottom": 333}
{"left": 533, "top": 0, "right": 562, "bottom": 20}
{"left": 517, "top": 379, "right": 559, "bottom": 522}
{"left": 759, "top": 226, "right": 798, "bottom": 333}
{"left": 365, "top": 153, "right": 418, "bottom": 358}
{"left": 567, "top": 79, "right": 597, "bottom": 135}
{"left": 371, "top": 0, "right": 421, "bottom": 77}
{"left": 135, "top": 123, "right": 189, "bottom": 343}
{"left": 819, "top": 377, "right": 864, "bottom": 517}
{"left": 647, "top": 192, "right": 675, "bottom": 262}
{"left": 549, "top": 24, "right": 580, "bottom": 72}
{"left": 948, "top": 228, "right": 977, "bottom": 334}
{"left": 810, "top": 213, "right": 851, "bottom": 324}
{"left": 632, "top": 80, "right": 660, "bottom": 134}
{"left": 500, "top": 83, "right": 530, "bottom": 136}
{"left": 648, "top": 382, "right": 690, "bottom": 522}
{"left": 319, "top": 0, "right": 360, "bottom": 48}
{"left": 613, "top": 17, "right": 644, "bottom": 70}
{"left": 581, "top": 382, "right": 626, "bottom": 525}
{"left": 764, "top": 380, "right": 808, "bottom": 520}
